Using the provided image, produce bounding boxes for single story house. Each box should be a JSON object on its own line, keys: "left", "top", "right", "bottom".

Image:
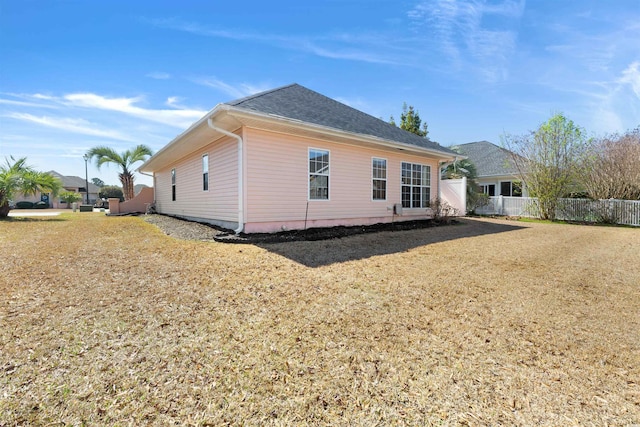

{"left": 452, "top": 141, "right": 528, "bottom": 197}
{"left": 14, "top": 170, "right": 100, "bottom": 208}
{"left": 139, "top": 84, "right": 462, "bottom": 233}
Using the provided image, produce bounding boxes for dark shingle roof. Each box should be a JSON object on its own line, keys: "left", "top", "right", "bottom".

{"left": 225, "top": 83, "right": 456, "bottom": 155}
{"left": 452, "top": 141, "right": 520, "bottom": 177}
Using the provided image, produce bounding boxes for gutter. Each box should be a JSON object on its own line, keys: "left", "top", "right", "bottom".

{"left": 222, "top": 105, "right": 460, "bottom": 161}
{"left": 207, "top": 117, "right": 244, "bottom": 234}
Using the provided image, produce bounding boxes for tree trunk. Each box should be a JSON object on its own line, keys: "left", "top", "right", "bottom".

{"left": 119, "top": 173, "right": 135, "bottom": 201}
{"left": 0, "top": 202, "right": 10, "bottom": 218}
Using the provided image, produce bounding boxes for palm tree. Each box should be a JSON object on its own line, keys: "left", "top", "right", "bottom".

{"left": 86, "top": 145, "right": 152, "bottom": 201}
{"left": 0, "top": 156, "right": 62, "bottom": 218}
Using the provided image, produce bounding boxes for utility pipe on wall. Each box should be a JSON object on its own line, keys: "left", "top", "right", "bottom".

{"left": 207, "top": 117, "right": 244, "bottom": 234}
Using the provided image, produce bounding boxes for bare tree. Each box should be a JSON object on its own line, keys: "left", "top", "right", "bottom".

{"left": 580, "top": 127, "right": 640, "bottom": 200}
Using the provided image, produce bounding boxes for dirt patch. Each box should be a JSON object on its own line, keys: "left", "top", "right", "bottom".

{"left": 1, "top": 213, "right": 639, "bottom": 425}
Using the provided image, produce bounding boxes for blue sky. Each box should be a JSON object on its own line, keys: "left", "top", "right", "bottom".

{"left": 1, "top": 0, "right": 639, "bottom": 187}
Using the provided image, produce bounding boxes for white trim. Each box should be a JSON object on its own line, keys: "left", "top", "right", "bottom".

{"left": 308, "top": 147, "right": 330, "bottom": 202}
{"left": 202, "top": 153, "right": 209, "bottom": 192}
{"left": 225, "top": 106, "right": 459, "bottom": 160}
{"left": 171, "top": 168, "right": 176, "bottom": 202}
{"left": 371, "top": 156, "right": 387, "bottom": 201}
{"left": 400, "top": 161, "right": 432, "bottom": 209}
{"left": 139, "top": 105, "right": 459, "bottom": 174}
{"left": 498, "top": 179, "right": 523, "bottom": 197}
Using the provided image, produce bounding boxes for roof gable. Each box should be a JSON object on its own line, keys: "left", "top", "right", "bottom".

{"left": 226, "top": 84, "right": 456, "bottom": 155}
{"left": 452, "top": 141, "right": 520, "bottom": 177}
{"left": 48, "top": 170, "right": 101, "bottom": 192}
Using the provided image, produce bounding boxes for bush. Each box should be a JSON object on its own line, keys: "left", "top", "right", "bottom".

{"left": 34, "top": 201, "right": 49, "bottom": 209}
{"left": 99, "top": 185, "right": 124, "bottom": 202}
{"left": 59, "top": 191, "right": 83, "bottom": 207}
{"left": 16, "top": 201, "right": 34, "bottom": 209}
{"left": 431, "top": 198, "right": 459, "bottom": 225}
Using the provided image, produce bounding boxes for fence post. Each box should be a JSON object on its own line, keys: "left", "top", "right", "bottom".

{"left": 498, "top": 195, "right": 504, "bottom": 215}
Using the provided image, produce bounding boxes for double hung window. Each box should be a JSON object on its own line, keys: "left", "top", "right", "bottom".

{"left": 309, "top": 149, "right": 329, "bottom": 200}
{"left": 401, "top": 162, "right": 431, "bottom": 208}
{"left": 372, "top": 158, "right": 387, "bottom": 200}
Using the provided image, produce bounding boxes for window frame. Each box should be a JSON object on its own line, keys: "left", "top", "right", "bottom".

{"left": 401, "top": 161, "right": 431, "bottom": 209}
{"left": 371, "top": 157, "right": 387, "bottom": 201}
{"left": 308, "top": 148, "right": 330, "bottom": 201}
{"left": 481, "top": 184, "right": 496, "bottom": 197}
{"left": 500, "top": 180, "right": 522, "bottom": 197}
{"left": 171, "top": 168, "right": 176, "bottom": 201}
{"left": 202, "top": 154, "right": 209, "bottom": 192}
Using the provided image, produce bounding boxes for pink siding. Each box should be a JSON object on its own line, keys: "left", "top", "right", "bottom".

{"left": 155, "top": 134, "right": 239, "bottom": 227}
{"left": 243, "top": 128, "right": 440, "bottom": 233}
{"left": 109, "top": 187, "right": 154, "bottom": 214}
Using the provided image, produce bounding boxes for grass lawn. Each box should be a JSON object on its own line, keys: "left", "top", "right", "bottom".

{"left": 1, "top": 213, "right": 639, "bottom": 425}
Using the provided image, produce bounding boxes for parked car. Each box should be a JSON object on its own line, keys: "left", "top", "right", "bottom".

{"left": 8, "top": 200, "right": 15, "bottom": 210}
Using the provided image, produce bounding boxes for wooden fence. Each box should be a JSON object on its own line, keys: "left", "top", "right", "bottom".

{"left": 476, "top": 196, "right": 640, "bottom": 227}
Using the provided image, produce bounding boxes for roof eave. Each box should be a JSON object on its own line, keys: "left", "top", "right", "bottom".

{"left": 138, "top": 104, "right": 233, "bottom": 173}
{"left": 223, "top": 106, "right": 459, "bottom": 161}
{"left": 140, "top": 104, "right": 460, "bottom": 173}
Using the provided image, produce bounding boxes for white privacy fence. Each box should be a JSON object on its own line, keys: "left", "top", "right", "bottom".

{"left": 476, "top": 196, "right": 640, "bottom": 226}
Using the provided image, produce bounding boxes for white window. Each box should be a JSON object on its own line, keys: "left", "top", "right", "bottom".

{"left": 202, "top": 154, "right": 209, "bottom": 191}
{"left": 401, "top": 162, "right": 431, "bottom": 208}
{"left": 372, "top": 157, "right": 387, "bottom": 200}
{"left": 171, "top": 168, "right": 176, "bottom": 201}
{"left": 309, "top": 148, "right": 329, "bottom": 200}
{"left": 500, "top": 181, "right": 522, "bottom": 197}
{"left": 481, "top": 184, "right": 495, "bottom": 196}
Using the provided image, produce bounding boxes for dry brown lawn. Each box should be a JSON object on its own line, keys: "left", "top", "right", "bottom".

{"left": 1, "top": 213, "right": 639, "bottom": 426}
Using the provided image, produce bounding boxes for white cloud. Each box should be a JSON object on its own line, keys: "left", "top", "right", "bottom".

{"left": 62, "top": 93, "right": 206, "bottom": 128}
{"left": 166, "top": 96, "right": 182, "bottom": 108}
{"left": 5, "top": 113, "right": 137, "bottom": 142}
{"left": 193, "top": 77, "right": 270, "bottom": 99}
{"left": 2, "top": 92, "right": 207, "bottom": 129}
{"left": 407, "top": 0, "right": 524, "bottom": 82}
{"left": 146, "top": 72, "right": 171, "bottom": 80}
{"left": 0, "top": 98, "right": 58, "bottom": 109}
{"left": 619, "top": 61, "right": 640, "bottom": 98}
{"left": 147, "top": 17, "right": 400, "bottom": 65}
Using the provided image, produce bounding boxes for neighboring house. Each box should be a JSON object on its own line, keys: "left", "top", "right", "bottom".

{"left": 14, "top": 170, "right": 101, "bottom": 208}
{"left": 452, "top": 141, "right": 527, "bottom": 197}
{"left": 139, "top": 84, "right": 461, "bottom": 233}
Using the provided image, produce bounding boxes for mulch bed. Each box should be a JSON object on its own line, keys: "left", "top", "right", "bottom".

{"left": 143, "top": 213, "right": 458, "bottom": 243}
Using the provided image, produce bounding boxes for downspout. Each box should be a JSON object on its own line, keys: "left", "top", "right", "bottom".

{"left": 207, "top": 117, "right": 244, "bottom": 234}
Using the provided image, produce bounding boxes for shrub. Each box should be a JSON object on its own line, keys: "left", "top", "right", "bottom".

{"left": 59, "top": 191, "right": 83, "bottom": 207}
{"left": 16, "top": 201, "right": 34, "bottom": 209}
{"left": 99, "top": 185, "right": 124, "bottom": 202}
{"left": 431, "top": 198, "right": 459, "bottom": 225}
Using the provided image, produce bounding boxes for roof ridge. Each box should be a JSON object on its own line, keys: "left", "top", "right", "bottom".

{"left": 225, "top": 83, "right": 299, "bottom": 106}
